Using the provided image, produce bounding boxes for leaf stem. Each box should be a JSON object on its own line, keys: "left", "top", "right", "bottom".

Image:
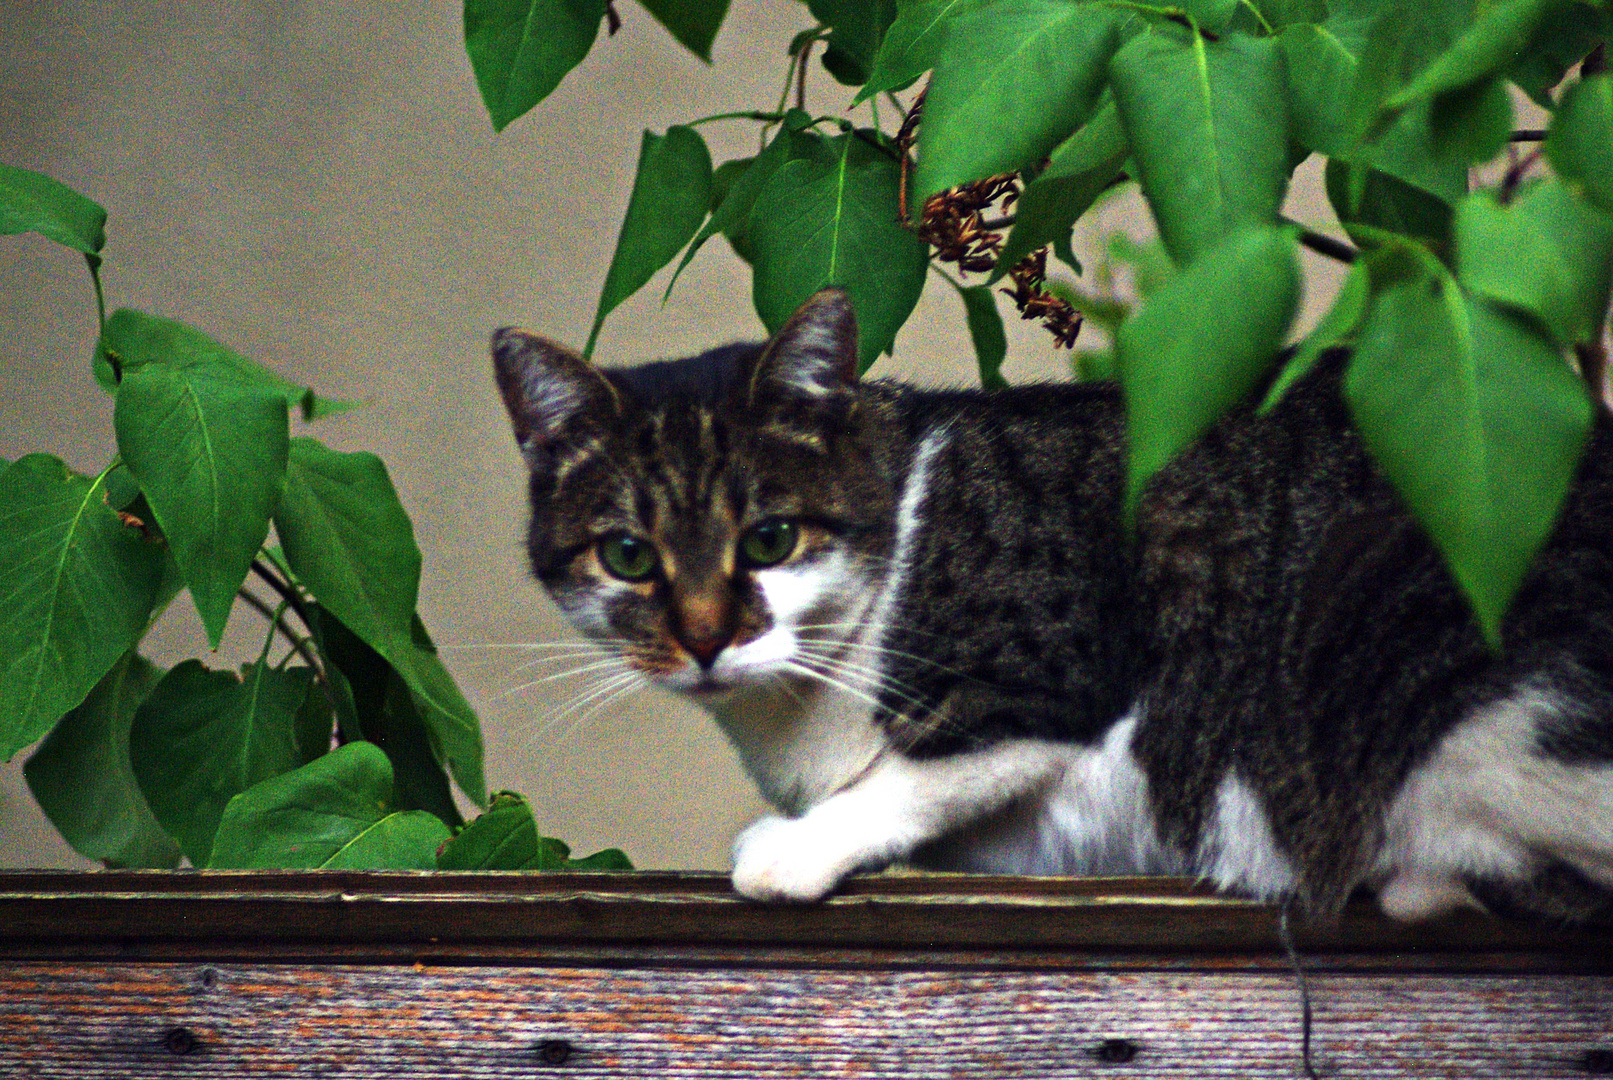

{"left": 85, "top": 254, "right": 107, "bottom": 334}
{"left": 1508, "top": 129, "right": 1547, "bottom": 142}
{"left": 236, "top": 587, "right": 328, "bottom": 689}
{"left": 1576, "top": 340, "right": 1609, "bottom": 413}
{"left": 1281, "top": 217, "right": 1359, "bottom": 264}
{"left": 247, "top": 557, "right": 341, "bottom": 725}
{"left": 685, "top": 110, "right": 786, "bottom": 127}
{"left": 1239, "top": 0, "right": 1275, "bottom": 35}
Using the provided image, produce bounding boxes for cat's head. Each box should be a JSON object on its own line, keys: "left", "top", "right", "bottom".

{"left": 493, "top": 289, "right": 899, "bottom": 698}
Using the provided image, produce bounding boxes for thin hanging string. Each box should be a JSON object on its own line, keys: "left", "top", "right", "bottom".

{"left": 1278, "top": 896, "right": 1322, "bottom": 1079}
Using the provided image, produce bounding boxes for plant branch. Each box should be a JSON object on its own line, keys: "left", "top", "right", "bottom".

{"left": 1509, "top": 129, "right": 1547, "bottom": 142}
{"left": 1584, "top": 43, "right": 1606, "bottom": 76}
{"left": 796, "top": 37, "right": 811, "bottom": 111}
{"left": 237, "top": 588, "right": 322, "bottom": 675}
{"left": 1502, "top": 147, "right": 1543, "bottom": 202}
{"left": 1283, "top": 218, "right": 1358, "bottom": 264}
{"left": 687, "top": 110, "right": 786, "bottom": 127}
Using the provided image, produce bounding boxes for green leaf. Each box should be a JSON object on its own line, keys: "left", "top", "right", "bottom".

{"left": 98, "top": 305, "right": 355, "bottom": 420}
{"left": 634, "top": 0, "right": 730, "bottom": 60}
{"left": 23, "top": 653, "right": 181, "bottom": 868}
{"left": 748, "top": 132, "right": 930, "bottom": 370}
{"left": 273, "top": 439, "right": 487, "bottom": 806}
{"left": 1181, "top": 0, "right": 1241, "bottom": 32}
{"left": 1547, "top": 74, "right": 1613, "bottom": 215}
{"left": 958, "top": 286, "right": 1008, "bottom": 388}
{"left": 207, "top": 741, "right": 451, "bottom": 869}
{"left": 464, "top": 0, "right": 607, "bottom": 131}
{"left": 0, "top": 163, "right": 106, "bottom": 255}
{"left": 1346, "top": 0, "right": 1472, "bottom": 143}
{"left": 809, "top": 0, "right": 899, "bottom": 86}
{"left": 853, "top": 0, "right": 986, "bottom": 105}
{"left": 915, "top": 0, "right": 1125, "bottom": 201}
{"left": 1380, "top": 0, "right": 1561, "bottom": 116}
{"left": 1260, "top": 256, "right": 1371, "bottom": 412}
{"left": 1509, "top": 3, "right": 1610, "bottom": 106}
{"left": 1110, "top": 30, "right": 1290, "bottom": 266}
{"left": 1325, "top": 158, "right": 1454, "bottom": 253}
{"left": 1426, "top": 77, "right": 1513, "bottom": 166}
{"left": 110, "top": 324, "right": 289, "bottom": 649}
{"left": 665, "top": 118, "right": 810, "bottom": 301}
{"left": 0, "top": 456, "right": 173, "bottom": 759}
{"left": 275, "top": 438, "right": 421, "bottom": 647}
{"left": 1280, "top": 23, "right": 1469, "bottom": 202}
{"left": 314, "top": 605, "right": 463, "bottom": 829}
{"left": 128, "top": 659, "right": 313, "bottom": 865}
{"left": 1345, "top": 268, "right": 1593, "bottom": 646}
{"left": 1118, "top": 226, "right": 1301, "bottom": 521}
{"left": 1456, "top": 180, "right": 1613, "bottom": 348}
{"left": 438, "top": 791, "right": 632, "bottom": 870}
{"left": 584, "top": 126, "right": 713, "bottom": 357}
{"left": 992, "top": 102, "right": 1129, "bottom": 281}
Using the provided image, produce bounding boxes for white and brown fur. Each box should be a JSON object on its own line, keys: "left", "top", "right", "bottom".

{"left": 494, "top": 289, "right": 1613, "bottom": 921}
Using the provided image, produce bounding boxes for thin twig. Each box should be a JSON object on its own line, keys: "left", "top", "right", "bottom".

{"left": 1502, "top": 147, "right": 1544, "bottom": 202}
{"left": 1298, "top": 228, "right": 1359, "bottom": 264}
{"left": 1584, "top": 43, "right": 1607, "bottom": 76}
{"left": 1508, "top": 129, "right": 1547, "bottom": 142}
{"left": 248, "top": 558, "right": 343, "bottom": 730}
{"left": 796, "top": 37, "right": 811, "bottom": 112}
{"left": 237, "top": 588, "right": 323, "bottom": 677}
{"left": 604, "top": 0, "right": 621, "bottom": 35}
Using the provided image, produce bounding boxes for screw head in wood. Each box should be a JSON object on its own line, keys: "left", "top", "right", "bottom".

{"left": 162, "top": 1027, "right": 198, "bottom": 1056}
{"left": 1584, "top": 1049, "right": 1613, "bottom": 1074}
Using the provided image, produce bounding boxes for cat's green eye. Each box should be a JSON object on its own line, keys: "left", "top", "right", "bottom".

{"left": 597, "top": 534, "right": 659, "bottom": 582}
{"left": 738, "top": 519, "right": 800, "bottom": 569}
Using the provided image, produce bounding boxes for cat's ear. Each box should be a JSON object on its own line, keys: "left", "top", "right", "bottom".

{"left": 747, "top": 287, "right": 860, "bottom": 406}
{"left": 491, "top": 328, "right": 620, "bottom": 463}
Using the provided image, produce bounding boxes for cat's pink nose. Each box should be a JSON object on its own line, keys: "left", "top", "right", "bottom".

{"left": 679, "top": 630, "right": 729, "bottom": 668}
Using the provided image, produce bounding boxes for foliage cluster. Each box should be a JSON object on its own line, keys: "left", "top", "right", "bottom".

{"left": 467, "top": 0, "right": 1613, "bottom": 646}
{"left": 0, "top": 165, "right": 628, "bottom": 872}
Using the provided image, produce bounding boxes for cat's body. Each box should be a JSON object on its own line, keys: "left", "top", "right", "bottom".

{"left": 494, "top": 289, "right": 1613, "bottom": 921}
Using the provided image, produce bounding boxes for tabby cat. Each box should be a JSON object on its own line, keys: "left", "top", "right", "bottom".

{"left": 493, "top": 288, "right": 1613, "bottom": 921}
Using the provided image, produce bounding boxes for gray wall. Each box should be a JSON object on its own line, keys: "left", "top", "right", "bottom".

{"left": 0, "top": 1, "right": 1344, "bottom": 869}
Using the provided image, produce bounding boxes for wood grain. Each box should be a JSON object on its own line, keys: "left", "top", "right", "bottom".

{"left": 2, "top": 871, "right": 1612, "bottom": 1078}
{"left": 2, "top": 962, "right": 1611, "bottom": 1078}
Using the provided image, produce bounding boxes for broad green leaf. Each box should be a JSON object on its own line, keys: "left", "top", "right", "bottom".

{"left": 1547, "top": 74, "right": 1613, "bottom": 215}
{"left": 1509, "top": 3, "right": 1610, "bottom": 105}
{"left": 0, "top": 456, "right": 172, "bottom": 759}
{"left": 1380, "top": 0, "right": 1560, "bottom": 116}
{"left": 314, "top": 605, "right": 463, "bottom": 828}
{"left": 748, "top": 132, "right": 930, "bottom": 370}
{"left": 635, "top": 0, "right": 730, "bottom": 60}
{"left": 809, "top": 0, "right": 899, "bottom": 85}
{"left": 852, "top": 0, "right": 988, "bottom": 105}
{"left": 1110, "top": 30, "right": 1290, "bottom": 266}
{"left": 1260, "top": 257, "right": 1371, "bottom": 412}
{"left": 438, "top": 790, "right": 632, "bottom": 870}
{"left": 665, "top": 115, "right": 811, "bottom": 302}
{"left": 1118, "top": 226, "right": 1301, "bottom": 520}
{"left": 128, "top": 659, "right": 312, "bottom": 865}
{"left": 1346, "top": 0, "right": 1472, "bottom": 143}
{"left": 992, "top": 103, "right": 1128, "bottom": 281}
{"left": 1280, "top": 24, "right": 1468, "bottom": 202}
{"left": 0, "top": 163, "right": 105, "bottom": 255}
{"left": 1180, "top": 0, "right": 1241, "bottom": 32}
{"left": 1325, "top": 158, "right": 1454, "bottom": 253}
{"left": 274, "top": 438, "right": 421, "bottom": 648}
{"left": 915, "top": 0, "right": 1125, "bottom": 201}
{"left": 207, "top": 741, "right": 450, "bottom": 869}
{"left": 958, "top": 286, "right": 1008, "bottom": 388}
{"left": 584, "top": 126, "right": 713, "bottom": 357}
{"left": 1426, "top": 77, "right": 1512, "bottom": 166}
{"left": 464, "top": 0, "right": 606, "bottom": 131}
{"left": 98, "top": 307, "right": 355, "bottom": 420}
{"left": 1345, "top": 271, "right": 1593, "bottom": 646}
{"left": 23, "top": 652, "right": 181, "bottom": 868}
{"left": 111, "top": 330, "right": 289, "bottom": 649}
{"left": 1456, "top": 180, "right": 1613, "bottom": 348}
{"left": 274, "top": 439, "right": 486, "bottom": 805}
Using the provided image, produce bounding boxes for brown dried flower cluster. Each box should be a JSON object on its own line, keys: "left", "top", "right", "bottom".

{"left": 896, "top": 88, "right": 1083, "bottom": 350}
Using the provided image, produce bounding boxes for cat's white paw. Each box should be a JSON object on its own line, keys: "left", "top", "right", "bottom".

{"left": 731, "top": 814, "right": 849, "bottom": 902}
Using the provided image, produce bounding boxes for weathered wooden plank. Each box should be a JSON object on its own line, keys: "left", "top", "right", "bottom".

{"left": 0, "top": 961, "right": 1610, "bottom": 1079}
{"left": 2, "top": 871, "right": 1609, "bottom": 968}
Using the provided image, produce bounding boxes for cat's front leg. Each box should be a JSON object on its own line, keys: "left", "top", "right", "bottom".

{"left": 731, "top": 739, "right": 1067, "bottom": 901}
